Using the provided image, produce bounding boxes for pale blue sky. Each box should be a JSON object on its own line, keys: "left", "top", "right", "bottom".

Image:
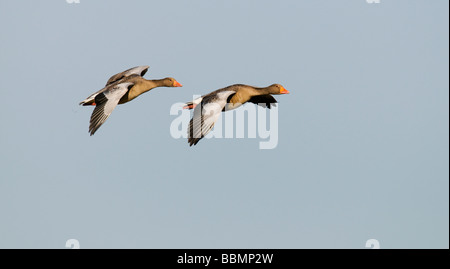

{"left": 0, "top": 0, "right": 448, "bottom": 248}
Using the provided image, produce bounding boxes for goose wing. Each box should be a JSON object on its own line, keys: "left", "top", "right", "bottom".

{"left": 79, "top": 66, "right": 148, "bottom": 105}
{"left": 188, "top": 90, "right": 236, "bottom": 146}
{"left": 89, "top": 82, "right": 134, "bottom": 136}
{"left": 248, "top": 94, "right": 278, "bottom": 109}
{"left": 105, "top": 65, "right": 149, "bottom": 86}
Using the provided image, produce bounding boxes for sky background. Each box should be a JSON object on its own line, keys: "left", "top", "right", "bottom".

{"left": 0, "top": 0, "right": 448, "bottom": 249}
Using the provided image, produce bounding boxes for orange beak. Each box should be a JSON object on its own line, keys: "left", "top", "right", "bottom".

{"left": 173, "top": 81, "right": 183, "bottom": 87}
{"left": 280, "top": 86, "right": 290, "bottom": 94}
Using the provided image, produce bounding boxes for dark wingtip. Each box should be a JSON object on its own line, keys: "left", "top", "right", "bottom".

{"left": 188, "top": 138, "right": 200, "bottom": 147}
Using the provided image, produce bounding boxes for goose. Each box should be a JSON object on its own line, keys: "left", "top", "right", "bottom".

{"left": 183, "top": 84, "right": 289, "bottom": 146}
{"left": 80, "top": 66, "right": 182, "bottom": 135}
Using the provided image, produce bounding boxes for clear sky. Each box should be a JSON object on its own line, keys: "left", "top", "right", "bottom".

{"left": 0, "top": 0, "right": 448, "bottom": 249}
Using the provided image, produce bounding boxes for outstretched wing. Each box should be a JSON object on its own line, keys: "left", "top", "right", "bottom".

{"left": 89, "top": 82, "right": 134, "bottom": 136}
{"left": 105, "top": 65, "right": 149, "bottom": 86}
{"left": 188, "top": 90, "right": 235, "bottom": 146}
{"left": 248, "top": 94, "right": 278, "bottom": 109}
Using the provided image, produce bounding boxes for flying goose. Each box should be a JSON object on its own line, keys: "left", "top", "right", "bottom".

{"left": 80, "top": 66, "right": 182, "bottom": 135}
{"left": 183, "top": 84, "right": 289, "bottom": 146}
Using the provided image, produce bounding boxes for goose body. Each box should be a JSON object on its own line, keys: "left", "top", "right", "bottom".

{"left": 183, "top": 84, "right": 289, "bottom": 146}
{"left": 80, "top": 66, "right": 182, "bottom": 135}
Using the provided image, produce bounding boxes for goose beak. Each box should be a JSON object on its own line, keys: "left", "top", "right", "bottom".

{"left": 173, "top": 81, "right": 183, "bottom": 87}
{"left": 280, "top": 86, "right": 290, "bottom": 94}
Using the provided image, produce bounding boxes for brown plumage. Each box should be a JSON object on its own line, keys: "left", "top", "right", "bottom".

{"left": 79, "top": 66, "right": 182, "bottom": 135}
{"left": 183, "top": 84, "right": 290, "bottom": 146}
